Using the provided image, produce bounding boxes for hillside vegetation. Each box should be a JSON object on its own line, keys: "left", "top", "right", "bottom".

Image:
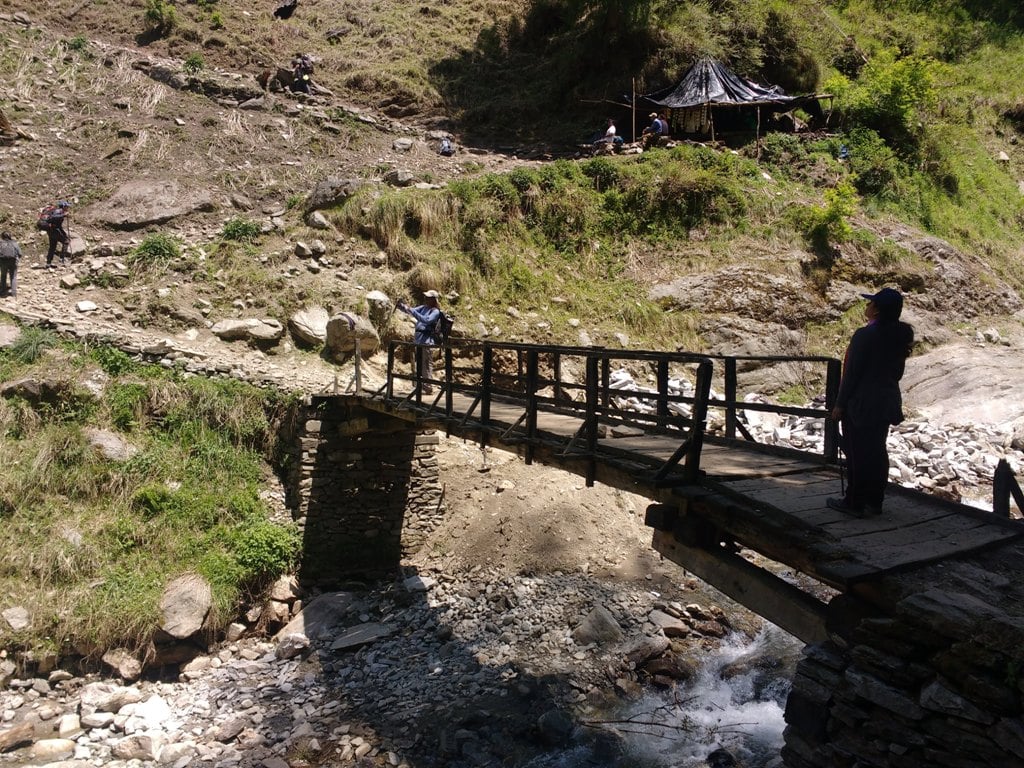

{"left": 0, "top": 0, "right": 1023, "bottom": 659}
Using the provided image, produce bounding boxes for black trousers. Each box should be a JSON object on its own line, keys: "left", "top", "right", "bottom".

{"left": 840, "top": 418, "right": 891, "bottom": 508}
{"left": 46, "top": 228, "right": 69, "bottom": 264}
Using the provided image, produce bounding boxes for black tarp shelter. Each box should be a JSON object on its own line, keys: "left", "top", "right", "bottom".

{"left": 643, "top": 57, "right": 819, "bottom": 139}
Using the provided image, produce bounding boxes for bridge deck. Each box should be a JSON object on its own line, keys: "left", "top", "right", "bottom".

{"left": 365, "top": 388, "right": 1021, "bottom": 596}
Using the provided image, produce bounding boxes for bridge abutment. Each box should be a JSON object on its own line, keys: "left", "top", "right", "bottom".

{"left": 783, "top": 550, "right": 1024, "bottom": 768}
{"left": 286, "top": 397, "right": 444, "bottom": 587}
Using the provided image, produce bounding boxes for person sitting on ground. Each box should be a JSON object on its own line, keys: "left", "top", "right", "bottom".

{"left": 594, "top": 118, "right": 616, "bottom": 145}
{"left": 643, "top": 112, "right": 667, "bottom": 149}
{"left": 0, "top": 231, "right": 21, "bottom": 298}
{"left": 396, "top": 290, "right": 443, "bottom": 394}
{"left": 828, "top": 288, "right": 915, "bottom": 517}
{"left": 40, "top": 200, "right": 71, "bottom": 269}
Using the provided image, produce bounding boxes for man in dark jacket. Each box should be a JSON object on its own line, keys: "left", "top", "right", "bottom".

{"left": 828, "top": 288, "right": 914, "bottom": 516}
{"left": 397, "top": 290, "right": 442, "bottom": 394}
{"left": 42, "top": 200, "right": 71, "bottom": 269}
{"left": 0, "top": 231, "right": 21, "bottom": 297}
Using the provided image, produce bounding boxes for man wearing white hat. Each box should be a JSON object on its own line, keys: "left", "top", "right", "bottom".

{"left": 397, "top": 289, "right": 442, "bottom": 393}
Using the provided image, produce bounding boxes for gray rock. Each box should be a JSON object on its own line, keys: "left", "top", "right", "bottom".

{"left": 2, "top": 606, "right": 29, "bottom": 631}
{"left": 90, "top": 179, "right": 217, "bottom": 231}
{"left": 329, "top": 622, "right": 394, "bottom": 651}
{"left": 101, "top": 648, "right": 142, "bottom": 682}
{"left": 571, "top": 605, "right": 623, "bottom": 645}
{"left": 159, "top": 573, "right": 212, "bottom": 640}
{"left": 276, "top": 592, "right": 356, "bottom": 642}
{"left": 84, "top": 428, "right": 139, "bottom": 462}
{"left": 306, "top": 211, "right": 331, "bottom": 230}
{"left": 324, "top": 312, "right": 380, "bottom": 358}
{"left": 288, "top": 307, "right": 327, "bottom": 348}
{"left": 305, "top": 177, "right": 365, "bottom": 212}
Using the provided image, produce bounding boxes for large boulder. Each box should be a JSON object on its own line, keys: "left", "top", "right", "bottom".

{"left": 89, "top": 179, "right": 217, "bottom": 231}
{"left": 158, "top": 573, "right": 212, "bottom": 640}
{"left": 288, "top": 306, "right": 330, "bottom": 347}
{"left": 324, "top": 312, "right": 380, "bottom": 359}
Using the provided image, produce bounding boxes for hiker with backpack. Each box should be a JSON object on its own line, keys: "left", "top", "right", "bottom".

{"left": 0, "top": 231, "right": 21, "bottom": 298}
{"left": 397, "top": 289, "right": 445, "bottom": 394}
{"left": 38, "top": 200, "right": 71, "bottom": 269}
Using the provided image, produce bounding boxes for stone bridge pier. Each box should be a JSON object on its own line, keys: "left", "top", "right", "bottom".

{"left": 285, "top": 396, "right": 444, "bottom": 588}
{"left": 783, "top": 542, "right": 1024, "bottom": 768}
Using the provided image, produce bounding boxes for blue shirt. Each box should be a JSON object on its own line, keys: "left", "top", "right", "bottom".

{"left": 402, "top": 303, "right": 441, "bottom": 345}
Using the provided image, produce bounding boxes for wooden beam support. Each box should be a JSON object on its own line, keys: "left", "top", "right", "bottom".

{"left": 651, "top": 529, "right": 828, "bottom": 645}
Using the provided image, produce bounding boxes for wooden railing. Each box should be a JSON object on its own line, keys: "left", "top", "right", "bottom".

{"left": 702, "top": 353, "right": 842, "bottom": 463}
{"left": 384, "top": 339, "right": 714, "bottom": 484}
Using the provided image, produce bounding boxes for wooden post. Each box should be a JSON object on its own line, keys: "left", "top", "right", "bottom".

{"left": 626, "top": 78, "right": 634, "bottom": 144}
{"left": 585, "top": 354, "right": 600, "bottom": 487}
{"left": 756, "top": 105, "right": 762, "bottom": 160}
{"left": 824, "top": 358, "right": 842, "bottom": 463}
{"left": 724, "top": 357, "right": 738, "bottom": 440}
{"left": 656, "top": 359, "right": 669, "bottom": 426}
{"left": 525, "top": 349, "right": 539, "bottom": 465}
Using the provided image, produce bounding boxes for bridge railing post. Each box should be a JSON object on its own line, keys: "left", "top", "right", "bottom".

{"left": 600, "top": 355, "right": 611, "bottom": 409}
{"left": 824, "top": 358, "right": 842, "bottom": 463}
{"left": 481, "top": 343, "right": 493, "bottom": 429}
{"left": 657, "top": 359, "right": 669, "bottom": 424}
{"left": 585, "top": 353, "right": 600, "bottom": 470}
{"left": 386, "top": 342, "right": 396, "bottom": 400}
{"left": 686, "top": 358, "right": 713, "bottom": 479}
{"left": 525, "top": 348, "right": 539, "bottom": 464}
{"left": 724, "top": 357, "right": 738, "bottom": 439}
{"left": 443, "top": 344, "right": 453, "bottom": 416}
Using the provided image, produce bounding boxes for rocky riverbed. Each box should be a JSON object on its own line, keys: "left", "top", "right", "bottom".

{"left": 0, "top": 563, "right": 795, "bottom": 768}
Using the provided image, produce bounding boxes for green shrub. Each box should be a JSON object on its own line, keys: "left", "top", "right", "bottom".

{"left": 221, "top": 217, "right": 262, "bottom": 242}
{"left": 209, "top": 11, "right": 225, "bottom": 30}
{"left": 129, "top": 233, "right": 181, "bottom": 267}
{"left": 795, "top": 180, "right": 858, "bottom": 253}
{"left": 844, "top": 128, "right": 903, "bottom": 196}
{"left": 90, "top": 345, "right": 138, "bottom": 377}
{"left": 228, "top": 521, "right": 299, "bottom": 583}
{"left": 143, "top": 0, "right": 177, "bottom": 36}
{"left": 581, "top": 157, "right": 620, "bottom": 191}
{"left": 183, "top": 53, "right": 204, "bottom": 75}
{"left": 66, "top": 35, "right": 89, "bottom": 52}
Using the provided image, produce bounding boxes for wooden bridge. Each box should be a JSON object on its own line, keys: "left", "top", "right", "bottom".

{"left": 355, "top": 339, "right": 1024, "bottom": 644}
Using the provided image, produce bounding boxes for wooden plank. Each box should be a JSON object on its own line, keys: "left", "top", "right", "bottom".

{"left": 651, "top": 530, "right": 828, "bottom": 644}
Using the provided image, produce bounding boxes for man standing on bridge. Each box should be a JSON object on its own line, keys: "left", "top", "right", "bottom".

{"left": 828, "top": 287, "right": 914, "bottom": 517}
{"left": 397, "top": 290, "right": 442, "bottom": 394}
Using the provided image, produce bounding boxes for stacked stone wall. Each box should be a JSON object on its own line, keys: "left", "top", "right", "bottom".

{"left": 784, "top": 545, "right": 1024, "bottom": 768}
{"left": 286, "top": 397, "right": 445, "bottom": 587}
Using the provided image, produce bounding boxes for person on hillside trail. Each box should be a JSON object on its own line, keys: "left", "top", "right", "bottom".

{"left": 397, "top": 290, "right": 442, "bottom": 394}
{"left": 828, "top": 288, "right": 915, "bottom": 517}
{"left": 0, "top": 231, "right": 21, "bottom": 298}
{"left": 40, "top": 200, "right": 71, "bottom": 269}
{"left": 290, "top": 53, "right": 313, "bottom": 93}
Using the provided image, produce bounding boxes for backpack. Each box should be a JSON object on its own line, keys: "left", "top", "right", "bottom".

{"left": 432, "top": 311, "right": 455, "bottom": 343}
{"left": 36, "top": 205, "right": 57, "bottom": 231}
{"left": 439, "top": 137, "right": 454, "bottom": 156}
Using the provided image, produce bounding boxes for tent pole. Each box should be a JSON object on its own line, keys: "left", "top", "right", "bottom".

{"left": 632, "top": 77, "right": 637, "bottom": 143}
{"left": 756, "top": 105, "right": 762, "bottom": 160}
{"left": 709, "top": 105, "right": 715, "bottom": 143}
